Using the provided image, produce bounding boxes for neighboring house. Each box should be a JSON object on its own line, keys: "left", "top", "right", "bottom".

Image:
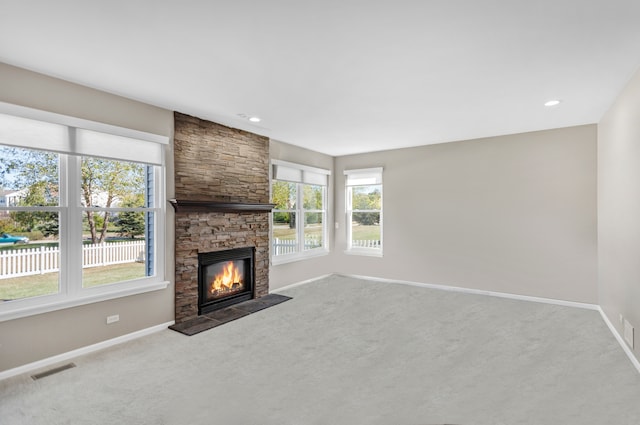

{"left": 0, "top": 189, "right": 26, "bottom": 217}
{"left": 0, "top": 190, "right": 6, "bottom": 218}
{"left": 2, "top": 189, "right": 27, "bottom": 207}
{"left": 2, "top": 187, "right": 65, "bottom": 208}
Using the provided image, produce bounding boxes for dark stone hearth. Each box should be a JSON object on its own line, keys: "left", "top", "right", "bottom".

{"left": 205, "top": 307, "right": 251, "bottom": 323}
{"left": 169, "top": 294, "right": 292, "bottom": 336}
{"left": 170, "top": 316, "right": 225, "bottom": 336}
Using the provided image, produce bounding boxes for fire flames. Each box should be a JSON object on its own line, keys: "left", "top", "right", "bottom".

{"left": 210, "top": 261, "right": 243, "bottom": 296}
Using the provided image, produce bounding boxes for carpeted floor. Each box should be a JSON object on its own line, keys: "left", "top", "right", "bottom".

{"left": 2, "top": 275, "right": 640, "bottom": 424}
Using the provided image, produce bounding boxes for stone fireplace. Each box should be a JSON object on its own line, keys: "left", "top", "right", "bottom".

{"left": 172, "top": 112, "right": 273, "bottom": 325}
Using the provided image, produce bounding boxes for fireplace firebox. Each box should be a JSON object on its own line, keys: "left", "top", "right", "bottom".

{"left": 198, "top": 247, "right": 255, "bottom": 315}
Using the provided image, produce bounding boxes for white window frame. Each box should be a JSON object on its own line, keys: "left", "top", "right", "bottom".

{"left": 270, "top": 160, "right": 330, "bottom": 265}
{"left": 0, "top": 102, "right": 169, "bottom": 322}
{"left": 345, "top": 167, "right": 383, "bottom": 256}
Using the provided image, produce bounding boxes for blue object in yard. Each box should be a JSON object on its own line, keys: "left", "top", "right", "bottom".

{"left": 0, "top": 233, "right": 29, "bottom": 244}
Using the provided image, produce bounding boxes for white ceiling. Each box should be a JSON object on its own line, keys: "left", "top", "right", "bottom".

{"left": 1, "top": 1, "right": 640, "bottom": 156}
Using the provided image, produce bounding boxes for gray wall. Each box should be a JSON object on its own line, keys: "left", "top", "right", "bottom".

{"left": 333, "top": 126, "right": 598, "bottom": 303}
{"left": 269, "top": 140, "right": 336, "bottom": 289}
{"left": 598, "top": 67, "right": 640, "bottom": 363}
{"left": 0, "top": 63, "right": 176, "bottom": 372}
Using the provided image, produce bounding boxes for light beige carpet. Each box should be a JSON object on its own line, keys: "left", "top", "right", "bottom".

{"left": 1, "top": 275, "right": 640, "bottom": 424}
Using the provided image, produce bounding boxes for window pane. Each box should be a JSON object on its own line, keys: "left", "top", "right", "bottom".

{"left": 80, "top": 157, "right": 153, "bottom": 288}
{"left": 351, "top": 213, "right": 381, "bottom": 249}
{"left": 272, "top": 212, "right": 297, "bottom": 256}
{"left": 81, "top": 157, "right": 147, "bottom": 208}
{"left": 271, "top": 175, "right": 328, "bottom": 259}
{"left": 0, "top": 145, "right": 59, "bottom": 206}
{"left": 304, "top": 212, "right": 323, "bottom": 251}
{"left": 0, "top": 211, "right": 60, "bottom": 300}
{"left": 352, "top": 185, "right": 381, "bottom": 210}
{"left": 81, "top": 212, "right": 150, "bottom": 288}
{"left": 272, "top": 181, "right": 296, "bottom": 209}
{"left": 303, "top": 184, "right": 323, "bottom": 210}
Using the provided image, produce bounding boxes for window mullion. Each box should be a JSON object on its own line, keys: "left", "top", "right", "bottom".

{"left": 64, "top": 154, "right": 83, "bottom": 295}
{"left": 346, "top": 186, "right": 353, "bottom": 250}
{"left": 297, "top": 183, "right": 304, "bottom": 252}
{"left": 323, "top": 186, "right": 327, "bottom": 250}
{"left": 150, "top": 165, "right": 164, "bottom": 277}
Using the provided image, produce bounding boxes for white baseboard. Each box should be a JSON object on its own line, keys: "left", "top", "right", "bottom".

{"left": 598, "top": 308, "right": 640, "bottom": 374}
{"left": 6, "top": 274, "right": 638, "bottom": 381}
{"left": 338, "top": 273, "right": 600, "bottom": 310}
{"left": 341, "top": 273, "right": 640, "bottom": 375}
{"left": 0, "top": 321, "right": 174, "bottom": 381}
{"left": 271, "top": 274, "right": 333, "bottom": 293}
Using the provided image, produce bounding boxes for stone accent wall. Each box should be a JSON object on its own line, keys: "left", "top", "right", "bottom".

{"left": 173, "top": 112, "right": 271, "bottom": 324}
{"left": 174, "top": 112, "right": 269, "bottom": 203}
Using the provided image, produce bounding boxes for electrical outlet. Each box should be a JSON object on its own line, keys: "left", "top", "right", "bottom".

{"left": 619, "top": 314, "right": 624, "bottom": 325}
{"left": 624, "top": 319, "right": 634, "bottom": 349}
{"left": 106, "top": 314, "right": 120, "bottom": 325}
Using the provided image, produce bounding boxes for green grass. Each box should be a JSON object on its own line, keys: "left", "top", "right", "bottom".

{"left": 351, "top": 225, "right": 381, "bottom": 241}
{"left": 272, "top": 223, "right": 380, "bottom": 241}
{"left": 273, "top": 223, "right": 324, "bottom": 239}
{"left": 82, "top": 262, "right": 146, "bottom": 287}
{"left": 0, "top": 262, "right": 146, "bottom": 301}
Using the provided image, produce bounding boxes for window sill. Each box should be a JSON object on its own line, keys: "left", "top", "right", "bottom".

{"left": 345, "top": 248, "right": 383, "bottom": 257}
{"left": 272, "top": 250, "right": 329, "bottom": 266}
{"left": 0, "top": 280, "right": 170, "bottom": 322}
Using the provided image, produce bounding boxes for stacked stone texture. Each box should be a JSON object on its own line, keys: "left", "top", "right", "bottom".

{"left": 174, "top": 112, "right": 269, "bottom": 203}
{"left": 173, "top": 112, "right": 270, "bottom": 324}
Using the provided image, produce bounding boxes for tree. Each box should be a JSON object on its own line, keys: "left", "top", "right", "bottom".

{"left": 303, "top": 184, "right": 323, "bottom": 225}
{"left": 271, "top": 181, "right": 296, "bottom": 226}
{"left": 0, "top": 147, "right": 58, "bottom": 193}
{"left": 81, "top": 158, "right": 145, "bottom": 243}
{"left": 1, "top": 148, "right": 60, "bottom": 236}
{"left": 352, "top": 187, "right": 381, "bottom": 226}
{"left": 0, "top": 146, "right": 146, "bottom": 243}
{"left": 115, "top": 211, "right": 145, "bottom": 238}
{"left": 115, "top": 194, "right": 146, "bottom": 239}
{"left": 0, "top": 217, "right": 18, "bottom": 234}
{"left": 39, "top": 216, "right": 59, "bottom": 238}
{"left": 11, "top": 181, "right": 57, "bottom": 232}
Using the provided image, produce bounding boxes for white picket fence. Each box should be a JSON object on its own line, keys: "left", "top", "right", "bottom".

{"left": 272, "top": 237, "right": 380, "bottom": 255}
{"left": 352, "top": 239, "right": 381, "bottom": 249}
{"left": 273, "top": 237, "right": 323, "bottom": 256}
{"left": 0, "top": 240, "right": 145, "bottom": 279}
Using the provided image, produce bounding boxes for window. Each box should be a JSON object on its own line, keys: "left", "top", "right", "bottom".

{"left": 271, "top": 160, "right": 330, "bottom": 263}
{"left": 345, "top": 168, "right": 383, "bottom": 255}
{"left": 0, "top": 106, "right": 168, "bottom": 320}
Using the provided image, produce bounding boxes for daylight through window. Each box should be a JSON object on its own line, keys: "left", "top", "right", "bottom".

{"left": 0, "top": 108, "right": 167, "bottom": 318}
{"left": 271, "top": 161, "right": 330, "bottom": 262}
{"left": 345, "top": 168, "right": 383, "bottom": 255}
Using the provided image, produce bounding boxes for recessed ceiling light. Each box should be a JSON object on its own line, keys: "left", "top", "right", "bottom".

{"left": 544, "top": 99, "right": 561, "bottom": 107}
{"left": 237, "top": 113, "right": 262, "bottom": 123}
